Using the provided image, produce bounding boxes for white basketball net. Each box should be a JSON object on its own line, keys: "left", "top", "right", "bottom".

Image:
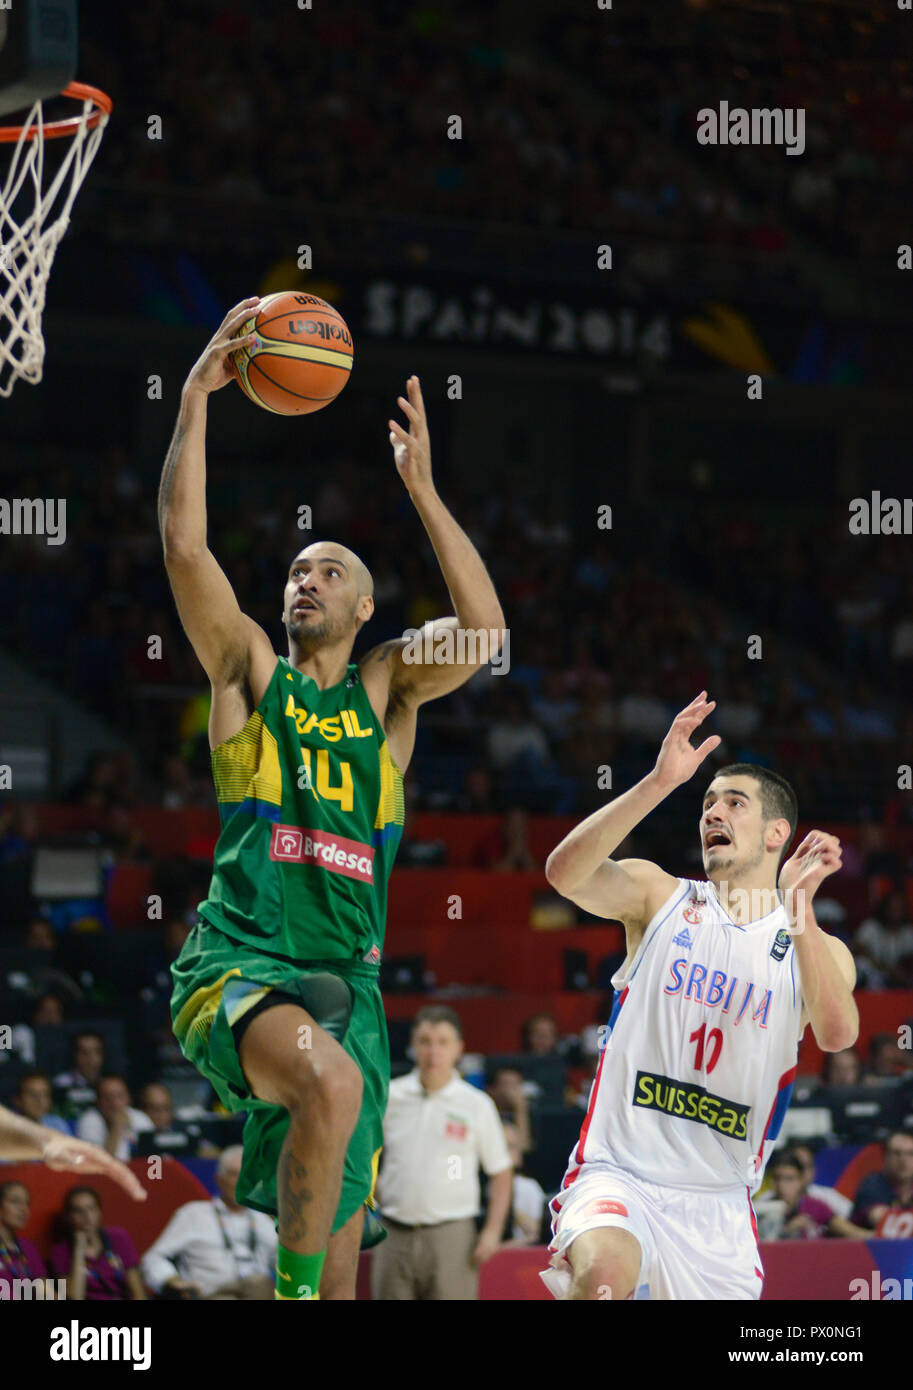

{"left": 0, "top": 93, "right": 109, "bottom": 397}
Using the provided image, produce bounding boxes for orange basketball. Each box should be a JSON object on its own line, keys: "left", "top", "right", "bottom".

{"left": 230, "top": 290, "right": 354, "bottom": 415}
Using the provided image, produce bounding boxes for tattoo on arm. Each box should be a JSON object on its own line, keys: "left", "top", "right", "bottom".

{"left": 157, "top": 423, "right": 186, "bottom": 541}
{"left": 277, "top": 1150, "right": 314, "bottom": 1244}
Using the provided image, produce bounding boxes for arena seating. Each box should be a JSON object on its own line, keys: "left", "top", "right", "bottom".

{"left": 0, "top": 1158, "right": 210, "bottom": 1260}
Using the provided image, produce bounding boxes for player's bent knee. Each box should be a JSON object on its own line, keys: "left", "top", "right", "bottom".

{"left": 305, "top": 1049, "right": 363, "bottom": 1121}
{"left": 273, "top": 1044, "right": 362, "bottom": 1124}
{"left": 571, "top": 1260, "right": 635, "bottom": 1301}
{"left": 568, "top": 1230, "right": 641, "bottom": 1301}
{"left": 242, "top": 1010, "right": 362, "bottom": 1121}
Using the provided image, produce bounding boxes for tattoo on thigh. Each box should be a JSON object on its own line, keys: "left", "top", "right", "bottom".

{"left": 278, "top": 1151, "right": 315, "bottom": 1241}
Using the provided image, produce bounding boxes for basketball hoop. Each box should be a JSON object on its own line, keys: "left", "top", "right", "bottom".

{"left": 0, "top": 80, "right": 111, "bottom": 397}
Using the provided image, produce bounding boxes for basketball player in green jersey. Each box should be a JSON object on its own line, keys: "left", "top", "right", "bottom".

{"left": 158, "top": 298, "right": 505, "bottom": 1300}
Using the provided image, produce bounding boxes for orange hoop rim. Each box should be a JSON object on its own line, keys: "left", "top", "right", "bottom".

{"left": 0, "top": 81, "right": 112, "bottom": 144}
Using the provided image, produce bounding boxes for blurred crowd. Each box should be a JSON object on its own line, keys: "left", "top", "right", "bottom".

{"left": 0, "top": 442, "right": 908, "bottom": 830}
{"left": 72, "top": 0, "right": 911, "bottom": 265}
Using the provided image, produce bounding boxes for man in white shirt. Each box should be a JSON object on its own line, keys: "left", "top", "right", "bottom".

{"left": 141, "top": 1146, "right": 277, "bottom": 1299}
{"left": 372, "top": 1006, "right": 512, "bottom": 1300}
{"left": 75, "top": 1075, "right": 154, "bottom": 1160}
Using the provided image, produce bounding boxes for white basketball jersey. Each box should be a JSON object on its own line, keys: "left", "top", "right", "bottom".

{"left": 555, "top": 878, "right": 805, "bottom": 1208}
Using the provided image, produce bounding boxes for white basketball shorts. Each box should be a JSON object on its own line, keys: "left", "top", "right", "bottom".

{"left": 540, "top": 1162, "right": 764, "bottom": 1300}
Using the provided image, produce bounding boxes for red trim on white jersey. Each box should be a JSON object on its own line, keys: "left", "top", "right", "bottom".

{"left": 746, "top": 1185, "right": 764, "bottom": 1279}
{"left": 574, "top": 985, "right": 628, "bottom": 1165}
{"left": 760, "top": 1064, "right": 797, "bottom": 1151}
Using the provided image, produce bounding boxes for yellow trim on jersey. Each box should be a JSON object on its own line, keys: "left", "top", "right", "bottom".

{"left": 211, "top": 711, "right": 283, "bottom": 806}
{"left": 223, "top": 985, "right": 272, "bottom": 1031}
{"left": 374, "top": 741, "right": 405, "bottom": 830}
{"left": 173, "top": 968, "right": 242, "bottom": 1047}
{"left": 366, "top": 1146, "right": 382, "bottom": 1209}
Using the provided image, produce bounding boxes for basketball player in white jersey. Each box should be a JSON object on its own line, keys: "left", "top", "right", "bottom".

{"left": 541, "top": 692, "right": 857, "bottom": 1300}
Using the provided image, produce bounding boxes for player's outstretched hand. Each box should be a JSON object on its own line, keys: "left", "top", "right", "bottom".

{"left": 41, "top": 1134, "right": 147, "bottom": 1202}
{"left": 183, "top": 297, "right": 262, "bottom": 398}
{"left": 388, "top": 376, "right": 434, "bottom": 497}
{"left": 653, "top": 691, "right": 721, "bottom": 790}
{"left": 778, "top": 831, "right": 842, "bottom": 902}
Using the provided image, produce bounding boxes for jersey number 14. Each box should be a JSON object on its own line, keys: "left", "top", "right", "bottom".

{"left": 298, "top": 747, "right": 354, "bottom": 812}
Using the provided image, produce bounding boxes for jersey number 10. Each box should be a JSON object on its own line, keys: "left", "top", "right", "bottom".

{"left": 689, "top": 1022, "right": 723, "bottom": 1075}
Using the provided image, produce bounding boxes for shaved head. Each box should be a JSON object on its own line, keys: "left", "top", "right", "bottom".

{"left": 292, "top": 541, "right": 374, "bottom": 599}
{"left": 283, "top": 540, "right": 375, "bottom": 651}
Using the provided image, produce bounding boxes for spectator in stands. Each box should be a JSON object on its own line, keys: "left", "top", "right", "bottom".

{"left": 144, "top": 915, "right": 195, "bottom": 998}
{"left": 396, "top": 784, "right": 448, "bottom": 868}
{"left": 141, "top": 1145, "right": 276, "bottom": 1299}
{"left": 22, "top": 916, "right": 54, "bottom": 951}
{"left": 850, "top": 1131, "right": 913, "bottom": 1232}
{"left": 501, "top": 1121, "right": 546, "bottom": 1246}
{"left": 138, "top": 1082, "right": 174, "bottom": 1132}
{"left": 853, "top": 890, "right": 913, "bottom": 989}
{"left": 863, "top": 1033, "right": 909, "bottom": 1085}
{"left": 102, "top": 801, "right": 151, "bottom": 864}
{"left": 0, "top": 800, "right": 31, "bottom": 860}
{"left": 569, "top": 1052, "right": 600, "bottom": 1110}
{"left": 857, "top": 824, "right": 905, "bottom": 884}
{"left": 486, "top": 1065, "right": 532, "bottom": 1155}
{"left": 10, "top": 991, "right": 67, "bottom": 1066}
{"left": 522, "top": 1012, "right": 561, "bottom": 1058}
{"left": 472, "top": 807, "right": 538, "bottom": 871}
{"left": 757, "top": 1154, "right": 869, "bottom": 1240}
{"left": 19, "top": 918, "right": 83, "bottom": 1002}
{"left": 487, "top": 688, "right": 575, "bottom": 812}
{"left": 372, "top": 1005, "right": 512, "bottom": 1300}
{"left": 0, "top": 801, "right": 38, "bottom": 913}
{"left": 12, "top": 1071, "right": 71, "bottom": 1136}
{"left": 161, "top": 752, "right": 195, "bottom": 810}
{"left": 0, "top": 1180, "right": 49, "bottom": 1294}
{"left": 49, "top": 1186, "right": 145, "bottom": 1300}
{"left": 788, "top": 1144, "right": 853, "bottom": 1222}
{"left": 532, "top": 669, "right": 580, "bottom": 744}
{"left": 65, "top": 752, "right": 122, "bottom": 810}
{"left": 458, "top": 765, "right": 496, "bottom": 815}
{"left": 75, "top": 1075, "right": 154, "bottom": 1160}
{"left": 820, "top": 1047, "right": 862, "bottom": 1087}
{"left": 53, "top": 1030, "right": 107, "bottom": 1121}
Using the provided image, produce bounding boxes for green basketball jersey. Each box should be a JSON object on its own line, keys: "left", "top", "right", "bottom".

{"left": 196, "top": 656, "right": 405, "bottom": 963}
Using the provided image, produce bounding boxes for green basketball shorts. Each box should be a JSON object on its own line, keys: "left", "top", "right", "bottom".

{"left": 170, "top": 921, "right": 388, "bottom": 1238}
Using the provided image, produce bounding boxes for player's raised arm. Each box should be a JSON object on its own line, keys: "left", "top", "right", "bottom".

{"left": 158, "top": 299, "right": 274, "bottom": 686}
{"left": 545, "top": 693, "right": 722, "bottom": 926}
{"left": 373, "top": 376, "right": 505, "bottom": 704}
{"left": 780, "top": 832, "right": 859, "bottom": 1051}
